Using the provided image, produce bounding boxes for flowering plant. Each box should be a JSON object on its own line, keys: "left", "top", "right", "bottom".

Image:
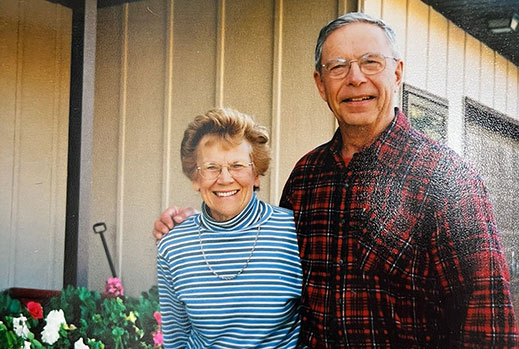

{"left": 26, "top": 302, "right": 43, "bottom": 321}
{"left": 0, "top": 279, "right": 162, "bottom": 348}
{"left": 103, "top": 278, "right": 124, "bottom": 298}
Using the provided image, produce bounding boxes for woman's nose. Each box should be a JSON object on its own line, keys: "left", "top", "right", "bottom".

{"left": 217, "top": 166, "right": 234, "bottom": 182}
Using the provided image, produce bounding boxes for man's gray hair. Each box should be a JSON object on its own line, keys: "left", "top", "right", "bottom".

{"left": 314, "top": 12, "right": 401, "bottom": 73}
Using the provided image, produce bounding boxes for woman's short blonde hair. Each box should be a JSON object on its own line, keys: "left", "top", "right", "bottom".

{"left": 181, "top": 107, "right": 271, "bottom": 181}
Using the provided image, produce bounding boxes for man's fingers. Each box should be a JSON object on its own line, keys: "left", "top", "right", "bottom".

{"left": 154, "top": 206, "right": 196, "bottom": 243}
{"left": 160, "top": 208, "right": 176, "bottom": 230}
{"left": 173, "top": 207, "right": 197, "bottom": 224}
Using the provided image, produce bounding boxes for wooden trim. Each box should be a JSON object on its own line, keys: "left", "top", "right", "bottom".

{"left": 63, "top": 0, "right": 96, "bottom": 287}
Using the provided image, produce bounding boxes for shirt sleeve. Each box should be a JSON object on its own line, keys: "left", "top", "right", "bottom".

{"left": 280, "top": 165, "right": 299, "bottom": 210}
{"left": 157, "top": 252, "right": 191, "bottom": 347}
{"left": 431, "top": 162, "right": 519, "bottom": 347}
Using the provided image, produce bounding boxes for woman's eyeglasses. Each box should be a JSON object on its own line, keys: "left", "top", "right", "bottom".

{"left": 197, "top": 161, "right": 254, "bottom": 180}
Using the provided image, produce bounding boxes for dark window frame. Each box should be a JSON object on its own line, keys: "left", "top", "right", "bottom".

{"left": 402, "top": 83, "right": 449, "bottom": 143}
{"left": 463, "top": 97, "right": 519, "bottom": 150}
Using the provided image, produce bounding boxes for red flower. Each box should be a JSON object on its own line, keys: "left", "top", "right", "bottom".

{"left": 26, "top": 301, "right": 43, "bottom": 320}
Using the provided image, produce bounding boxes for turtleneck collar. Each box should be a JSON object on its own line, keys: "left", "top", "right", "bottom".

{"left": 198, "top": 193, "right": 273, "bottom": 232}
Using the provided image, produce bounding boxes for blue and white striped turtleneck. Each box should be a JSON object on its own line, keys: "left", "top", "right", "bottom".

{"left": 157, "top": 193, "right": 302, "bottom": 348}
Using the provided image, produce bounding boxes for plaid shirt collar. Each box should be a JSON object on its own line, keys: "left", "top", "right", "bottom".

{"left": 328, "top": 108, "right": 411, "bottom": 170}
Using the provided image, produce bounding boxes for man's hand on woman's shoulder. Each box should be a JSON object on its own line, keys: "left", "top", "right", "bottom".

{"left": 153, "top": 206, "right": 197, "bottom": 241}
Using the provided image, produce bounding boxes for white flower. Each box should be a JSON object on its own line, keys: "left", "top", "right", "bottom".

{"left": 24, "top": 341, "right": 31, "bottom": 349}
{"left": 12, "top": 314, "right": 29, "bottom": 339}
{"left": 74, "top": 338, "right": 89, "bottom": 349}
{"left": 46, "top": 309, "right": 67, "bottom": 326}
{"left": 41, "top": 309, "right": 67, "bottom": 345}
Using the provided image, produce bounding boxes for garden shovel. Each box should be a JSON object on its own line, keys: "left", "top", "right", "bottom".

{"left": 93, "top": 222, "right": 117, "bottom": 278}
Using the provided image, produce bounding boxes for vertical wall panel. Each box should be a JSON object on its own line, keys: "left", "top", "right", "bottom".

{"left": 270, "top": 0, "right": 284, "bottom": 202}
{"left": 480, "top": 44, "right": 494, "bottom": 108}
{"left": 167, "top": 0, "right": 217, "bottom": 211}
{"left": 446, "top": 22, "right": 465, "bottom": 154}
{"left": 382, "top": 0, "right": 407, "bottom": 61}
{"left": 222, "top": 0, "right": 274, "bottom": 202}
{"left": 506, "top": 62, "right": 518, "bottom": 119}
{"left": 381, "top": 0, "right": 407, "bottom": 109}
{"left": 90, "top": 5, "right": 123, "bottom": 292}
{"left": 427, "top": 10, "right": 447, "bottom": 98}
{"left": 51, "top": 5, "right": 71, "bottom": 288}
{"left": 0, "top": 0, "right": 19, "bottom": 290}
{"left": 119, "top": 0, "right": 168, "bottom": 295}
{"left": 0, "top": 0, "right": 70, "bottom": 290}
{"left": 361, "top": 0, "right": 382, "bottom": 17}
{"left": 276, "top": 0, "right": 337, "bottom": 203}
{"left": 464, "top": 35, "right": 480, "bottom": 101}
{"left": 494, "top": 53, "right": 507, "bottom": 114}
{"left": 405, "top": 0, "right": 428, "bottom": 87}
{"left": 14, "top": 1, "right": 60, "bottom": 289}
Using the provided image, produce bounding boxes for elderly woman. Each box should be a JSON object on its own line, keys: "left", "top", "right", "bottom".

{"left": 156, "top": 107, "right": 302, "bottom": 348}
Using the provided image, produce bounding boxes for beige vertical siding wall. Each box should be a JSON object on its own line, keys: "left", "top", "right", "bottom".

{"left": 91, "top": 0, "right": 519, "bottom": 295}
{"left": 91, "top": 0, "right": 341, "bottom": 295}
{"left": 2, "top": 0, "right": 518, "bottom": 294}
{"left": 0, "top": 0, "right": 71, "bottom": 290}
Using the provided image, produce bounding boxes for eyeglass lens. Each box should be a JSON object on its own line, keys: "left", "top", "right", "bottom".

{"left": 323, "top": 53, "right": 389, "bottom": 78}
{"left": 198, "top": 162, "right": 253, "bottom": 180}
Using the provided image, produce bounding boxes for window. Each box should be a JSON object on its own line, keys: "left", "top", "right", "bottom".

{"left": 402, "top": 84, "right": 448, "bottom": 143}
{"left": 464, "top": 97, "right": 519, "bottom": 301}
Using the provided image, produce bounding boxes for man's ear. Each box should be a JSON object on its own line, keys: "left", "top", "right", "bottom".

{"left": 314, "top": 70, "right": 328, "bottom": 102}
{"left": 192, "top": 180, "right": 200, "bottom": 192}
{"left": 394, "top": 59, "right": 404, "bottom": 91}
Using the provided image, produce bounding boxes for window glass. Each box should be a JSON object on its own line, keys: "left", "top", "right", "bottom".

{"left": 464, "top": 98, "right": 519, "bottom": 306}
{"left": 402, "top": 84, "right": 448, "bottom": 143}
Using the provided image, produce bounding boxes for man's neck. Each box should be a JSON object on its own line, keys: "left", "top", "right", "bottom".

{"left": 338, "top": 113, "right": 395, "bottom": 158}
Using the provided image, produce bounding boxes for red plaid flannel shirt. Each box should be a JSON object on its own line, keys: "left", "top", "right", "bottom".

{"left": 280, "top": 109, "right": 518, "bottom": 348}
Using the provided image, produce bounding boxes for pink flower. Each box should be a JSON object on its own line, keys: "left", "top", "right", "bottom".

{"left": 104, "top": 277, "right": 124, "bottom": 297}
{"left": 26, "top": 301, "right": 43, "bottom": 320}
{"left": 152, "top": 330, "right": 164, "bottom": 346}
{"left": 153, "top": 311, "right": 161, "bottom": 325}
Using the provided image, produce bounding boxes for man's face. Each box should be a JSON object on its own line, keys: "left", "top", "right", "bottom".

{"left": 314, "top": 22, "right": 403, "bottom": 133}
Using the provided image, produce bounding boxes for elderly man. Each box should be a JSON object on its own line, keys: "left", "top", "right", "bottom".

{"left": 154, "top": 12, "right": 518, "bottom": 348}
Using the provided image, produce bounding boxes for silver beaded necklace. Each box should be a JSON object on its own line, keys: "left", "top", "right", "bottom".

{"left": 197, "top": 224, "right": 261, "bottom": 280}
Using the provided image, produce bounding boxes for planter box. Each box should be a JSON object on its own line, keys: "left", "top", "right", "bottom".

{"left": 8, "top": 287, "right": 61, "bottom": 304}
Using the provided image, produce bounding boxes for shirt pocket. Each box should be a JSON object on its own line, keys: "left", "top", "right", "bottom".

{"left": 354, "top": 206, "right": 424, "bottom": 283}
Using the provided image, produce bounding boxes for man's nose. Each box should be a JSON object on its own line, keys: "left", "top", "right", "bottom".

{"left": 345, "top": 61, "right": 366, "bottom": 86}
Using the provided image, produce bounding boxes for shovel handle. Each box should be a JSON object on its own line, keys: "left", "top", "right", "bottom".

{"left": 93, "top": 222, "right": 117, "bottom": 278}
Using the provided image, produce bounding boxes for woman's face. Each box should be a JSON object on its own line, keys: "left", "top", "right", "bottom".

{"left": 192, "top": 135, "right": 260, "bottom": 221}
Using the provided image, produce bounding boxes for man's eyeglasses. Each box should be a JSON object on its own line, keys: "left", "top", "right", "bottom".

{"left": 321, "top": 53, "right": 398, "bottom": 79}
{"left": 197, "top": 161, "right": 254, "bottom": 180}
